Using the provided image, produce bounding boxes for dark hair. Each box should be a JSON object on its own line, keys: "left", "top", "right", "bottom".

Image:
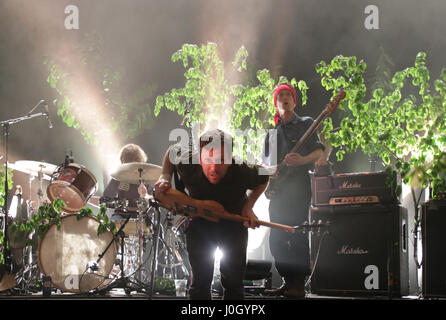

{"left": 199, "top": 129, "right": 233, "bottom": 154}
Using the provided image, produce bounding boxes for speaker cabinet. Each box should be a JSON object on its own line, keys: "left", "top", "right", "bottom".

{"left": 310, "top": 204, "right": 409, "bottom": 297}
{"left": 421, "top": 200, "right": 446, "bottom": 298}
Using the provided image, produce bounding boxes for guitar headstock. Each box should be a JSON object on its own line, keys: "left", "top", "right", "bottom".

{"left": 325, "top": 90, "right": 346, "bottom": 114}
{"left": 294, "top": 220, "right": 331, "bottom": 234}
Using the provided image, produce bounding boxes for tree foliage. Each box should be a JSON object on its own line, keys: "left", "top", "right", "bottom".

{"left": 318, "top": 52, "right": 446, "bottom": 203}
{"left": 44, "top": 32, "right": 157, "bottom": 147}
{"left": 154, "top": 43, "right": 446, "bottom": 211}
{"left": 154, "top": 42, "right": 309, "bottom": 162}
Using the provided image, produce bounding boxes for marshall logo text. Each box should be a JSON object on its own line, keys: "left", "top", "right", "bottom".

{"left": 339, "top": 181, "right": 362, "bottom": 189}
{"left": 337, "top": 245, "right": 369, "bottom": 255}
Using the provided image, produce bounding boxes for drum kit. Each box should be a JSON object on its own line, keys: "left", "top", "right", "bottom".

{"left": 0, "top": 158, "right": 191, "bottom": 296}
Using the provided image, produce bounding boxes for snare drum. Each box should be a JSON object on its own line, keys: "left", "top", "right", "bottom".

{"left": 38, "top": 215, "right": 117, "bottom": 293}
{"left": 47, "top": 163, "right": 97, "bottom": 213}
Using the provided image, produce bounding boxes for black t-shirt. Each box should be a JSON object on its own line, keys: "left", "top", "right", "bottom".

{"left": 171, "top": 146, "right": 269, "bottom": 215}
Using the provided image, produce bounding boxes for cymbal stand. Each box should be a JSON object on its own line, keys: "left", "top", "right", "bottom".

{"left": 148, "top": 198, "right": 162, "bottom": 299}
{"left": 157, "top": 211, "right": 190, "bottom": 280}
{"left": 136, "top": 169, "right": 145, "bottom": 285}
{"left": 36, "top": 166, "right": 45, "bottom": 207}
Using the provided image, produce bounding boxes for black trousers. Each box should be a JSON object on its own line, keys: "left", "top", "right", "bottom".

{"left": 268, "top": 174, "right": 312, "bottom": 285}
{"left": 186, "top": 219, "right": 248, "bottom": 300}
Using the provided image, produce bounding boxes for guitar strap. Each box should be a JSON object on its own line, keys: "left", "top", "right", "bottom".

{"left": 172, "top": 167, "right": 194, "bottom": 232}
{"left": 173, "top": 166, "right": 186, "bottom": 195}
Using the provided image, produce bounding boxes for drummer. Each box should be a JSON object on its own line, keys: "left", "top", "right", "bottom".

{"left": 102, "top": 144, "right": 153, "bottom": 221}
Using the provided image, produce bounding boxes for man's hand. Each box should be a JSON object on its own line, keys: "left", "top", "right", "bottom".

{"left": 264, "top": 165, "right": 279, "bottom": 178}
{"left": 154, "top": 179, "right": 172, "bottom": 197}
{"left": 284, "top": 152, "right": 307, "bottom": 167}
{"left": 138, "top": 183, "right": 148, "bottom": 198}
{"left": 241, "top": 203, "right": 260, "bottom": 229}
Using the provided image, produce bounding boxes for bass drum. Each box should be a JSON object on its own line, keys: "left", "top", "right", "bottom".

{"left": 38, "top": 215, "right": 117, "bottom": 293}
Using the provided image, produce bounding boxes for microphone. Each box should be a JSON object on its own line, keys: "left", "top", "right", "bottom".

{"left": 87, "top": 261, "right": 99, "bottom": 272}
{"left": 44, "top": 104, "right": 53, "bottom": 129}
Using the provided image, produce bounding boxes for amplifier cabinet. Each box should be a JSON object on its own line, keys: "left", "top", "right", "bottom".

{"left": 421, "top": 200, "right": 446, "bottom": 298}
{"left": 310, "top": 204, "right": 409, "bottom": 297}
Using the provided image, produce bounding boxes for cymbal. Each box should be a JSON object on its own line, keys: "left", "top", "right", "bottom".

{"left": 110, "top": 162, "right": 161, "bottom": 185}
{"left": 13, "top": 160, "right": 57, "bottom": 176}
{"left": 7, "top": 162, "right": 52, "bottom": 180}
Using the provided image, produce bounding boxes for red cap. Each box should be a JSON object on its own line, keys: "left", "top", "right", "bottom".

{"left": 273, "top": 84, "right": 297, "bottom": 125}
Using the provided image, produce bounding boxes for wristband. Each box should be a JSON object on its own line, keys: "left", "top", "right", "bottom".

{"left": 159, "top": 173, "right": 172, "bottom": 182}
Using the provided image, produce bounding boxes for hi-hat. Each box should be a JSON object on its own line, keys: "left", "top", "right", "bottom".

{"left": 7, "top": 161, "right": 54, "bottom": 180}
{"left": 110, "top": 162, "right": 161, "bottom": 185}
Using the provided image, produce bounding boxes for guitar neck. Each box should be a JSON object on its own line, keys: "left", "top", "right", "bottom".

{"left": 155, "top": 189, "right": 296, "bottom": 233}
{"left": 276, "top": 109, "right": 328, "bottom": 172}
{"left": 290, "top": 110, "right": 327, "bottom": 154}
{"left": 215, "top": 211, "right": 296, "bottom": 233}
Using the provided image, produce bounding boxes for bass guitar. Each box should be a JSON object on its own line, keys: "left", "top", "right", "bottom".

{"left": 155, "top": 189, "right": 329, "bottom": 233}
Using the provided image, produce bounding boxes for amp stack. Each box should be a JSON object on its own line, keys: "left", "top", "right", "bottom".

{"left": 309, "top": 171, "right": 409, "bottom": 297}
{"left": 420, "top": 199, "right": 446, "bottom": 298}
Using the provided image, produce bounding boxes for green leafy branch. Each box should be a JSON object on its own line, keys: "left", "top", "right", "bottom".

{"left": 44, "top": 32, "right": 157, "bottom": 146}
{"left": 154, "top": 42, "right": 233, "bottom": 130}
{"left": 76, "top": 205, "right": 117, "bottom": 237}
{"left": 10, "top": 199, "right": 66, "bottom": 246}
{"left": 9, "top": 200, "right": 117, "bottom": 251}
{"left": 154, "top": 43, "right": 310, "bottom": 163}
{"left": 0, "top": 166, "right": 14, "bottom": 208}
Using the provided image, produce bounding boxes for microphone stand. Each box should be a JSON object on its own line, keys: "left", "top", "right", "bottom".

{"left": 0, "top": 105, "right": 49, "bottom": 281}
{"left": 88, "top": 215, "right": 132, "bottom": 295}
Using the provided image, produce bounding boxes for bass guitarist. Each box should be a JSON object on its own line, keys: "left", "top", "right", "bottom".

{"left": 263, "top": 83, "right": 325, "bottom": 298}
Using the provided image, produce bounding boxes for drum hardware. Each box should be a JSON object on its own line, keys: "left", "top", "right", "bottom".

{"left": 92, "top": 191, "right": 156, "bottom": 296}
{"left": 0, "top": 100, "right": 50, "bottom": 291}
{"left": 131, "top": 167, "right": 163, "bottom": 297}
{"left": 84, "top": 215, "right": 135, "bottom": 295}
{"left": 99, "top": 196, "right": 129, "bottom": 211}
{"left": 157, "top": 211, "right": 190, "bottom": 280}
{"left": 147, "top": 197, "right": 163, "bottom": 299}
{"left": 91, "top": 163, "right": 188, "bottom": 297}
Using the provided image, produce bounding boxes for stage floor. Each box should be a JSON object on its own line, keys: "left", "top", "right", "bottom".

{"left": 0, "top": 288, "right": 428, "bottom": 300}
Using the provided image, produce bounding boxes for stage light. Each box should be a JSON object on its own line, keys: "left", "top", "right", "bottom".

{"left": 214, "top": 247, "right": 224, "bottom": 261}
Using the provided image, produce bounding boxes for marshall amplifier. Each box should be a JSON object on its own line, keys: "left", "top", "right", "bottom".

{"left": 312, "top": 171, "right": 398, "bottom": 206}
{"left": 421, "top": 200, "right": 446, "bottom": 298}
{"left": 309, "top": 204, "right": 409, "bottom": 297}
